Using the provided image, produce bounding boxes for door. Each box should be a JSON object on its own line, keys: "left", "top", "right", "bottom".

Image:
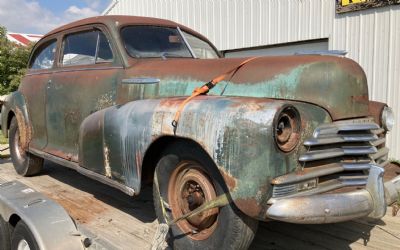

{"left": 44, "top": 26, "right": 122, "bottom": 162}
{"left": 19, "top": 39, "right": 58, "bottom": 149}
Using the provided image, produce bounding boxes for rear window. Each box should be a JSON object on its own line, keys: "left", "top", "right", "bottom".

{"left": 29, "top": 40, "right": 57, "bottom": 70}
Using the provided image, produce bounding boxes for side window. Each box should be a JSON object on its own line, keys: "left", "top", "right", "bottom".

{"left": 61, "top": 29, "right": 113, "bottom": 66}
{"left": 30, "top": 40, "right": 57, "bottom": 70}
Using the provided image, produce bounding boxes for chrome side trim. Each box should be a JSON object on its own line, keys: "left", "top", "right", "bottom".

{"left": 26, "top": 66, "right": 123, "bottom": 76}
{"left": 121, "top": 77, "right": 160, "bottom": 84}
{"left": 29, "top": 148, "right": 135, "bottom": 196}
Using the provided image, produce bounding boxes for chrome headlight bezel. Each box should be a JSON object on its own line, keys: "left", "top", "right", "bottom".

{"left": 381, "top": 106, "right": 394, "bottom": 131}
{"left": 273, "top": 105, "right": 301, "bottom": 152}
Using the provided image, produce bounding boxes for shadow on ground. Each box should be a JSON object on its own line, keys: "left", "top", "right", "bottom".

{"left": 250, "top": 219, "right": 378, "bottom": 250}
{"left": 41, "top": 160, "right": 157, "bottom": 223}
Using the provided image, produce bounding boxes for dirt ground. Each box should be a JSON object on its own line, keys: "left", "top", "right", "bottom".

{"left": 1, "top": 158, "right": 400, "bottom": 250}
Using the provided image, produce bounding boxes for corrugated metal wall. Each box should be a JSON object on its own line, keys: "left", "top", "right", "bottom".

{"left": 105, "top": 0, "right": 400, "bottom": 158}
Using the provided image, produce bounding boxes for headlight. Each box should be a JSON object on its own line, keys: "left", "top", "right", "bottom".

{"left": 274, "top": 105, "right": 301, "bottom": 152}
{"left": 381, "top": 106, "right": 394, "bottom": 131}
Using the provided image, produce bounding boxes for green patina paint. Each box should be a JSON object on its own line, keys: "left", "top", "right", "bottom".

{"left": 223, "top": 65, "right": 306, "bottom": 99}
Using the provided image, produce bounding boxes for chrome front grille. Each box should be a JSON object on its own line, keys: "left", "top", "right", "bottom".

{"left": 271, "top": 118, "right": 389, "bottom": 199}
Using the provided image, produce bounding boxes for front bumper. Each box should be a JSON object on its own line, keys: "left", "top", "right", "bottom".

{"left": 266, "top": 165, "right": 400, "bottom": 224}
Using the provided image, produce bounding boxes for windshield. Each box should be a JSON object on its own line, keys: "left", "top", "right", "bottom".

{"left": 121, "top": 26, "right": 219, "bottom": 59}
{"left": 181, "top": 30, "right": 219, "bottom": 59}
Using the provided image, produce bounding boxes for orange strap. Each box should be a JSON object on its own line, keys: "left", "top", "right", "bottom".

{"left": 171, "top": 57, "right": 259, "bottom": 131}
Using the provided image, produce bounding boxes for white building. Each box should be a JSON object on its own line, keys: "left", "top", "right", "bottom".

{"left": 104, "top": 0, "right": 400, "bottom": 158}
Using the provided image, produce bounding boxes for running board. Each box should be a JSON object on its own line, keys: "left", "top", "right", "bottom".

{"left": 29, "top": 148, "right": 136, "bottom": 196}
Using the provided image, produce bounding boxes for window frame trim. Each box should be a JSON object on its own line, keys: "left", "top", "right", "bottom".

{"left": 57, "top": 25, "right": 118, "bottom": 69}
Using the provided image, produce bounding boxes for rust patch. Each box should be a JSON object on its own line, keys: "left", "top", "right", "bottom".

{"left": 96, "top": 92, "right": 115, "bottom": 111}
{"left": 392, "top": 203, "right": 399, "bottom": 217}
{"left": 14, "top": 107, "right": 31, "bottom": 150}
{"left": 135, "top": 151, "right": 142, "bottom": 179}
{"left": 218, "top": 167, "right": 237, "bottom": 191}
{"left": 44, "top": 148, "right": 69, "bottom": 159}
{"left": 234, "top": 198, "right": 262, "bottom": 218}
{"left": 369, "top": 101, "right": 386, "bottom": 126}
{"left": 104, "top": 144, "right": 112, "bottom": 178}
{"left": 352, "top": 95, "right": 369, "bottom": 102}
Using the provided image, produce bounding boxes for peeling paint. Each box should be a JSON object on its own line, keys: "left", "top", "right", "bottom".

{"left": 104, "top": 144, "right": 112, "bottom": 178}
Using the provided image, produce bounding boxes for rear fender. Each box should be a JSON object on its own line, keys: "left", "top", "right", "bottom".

{"left": 1, "top": 92, "right": 31, "bottom": 148}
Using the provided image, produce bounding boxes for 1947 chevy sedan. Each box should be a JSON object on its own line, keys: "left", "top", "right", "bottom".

{"left": 1, "top": 15, "right": 400, "bottom": 249}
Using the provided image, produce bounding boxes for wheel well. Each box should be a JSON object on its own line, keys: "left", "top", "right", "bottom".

{"left": 8, "top": 214, "right": 21, "bottom": 228}
{"left": 7, "top": 111, "right": 15, "bottom": 130}
{"left": 140, "top": 137, "right": 210, "bottom": 186}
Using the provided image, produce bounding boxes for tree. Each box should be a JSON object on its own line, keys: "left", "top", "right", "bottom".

{"left": 0, "top": 26, "right": 34, "bottom": 95}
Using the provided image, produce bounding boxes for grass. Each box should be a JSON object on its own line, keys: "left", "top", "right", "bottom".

{"left": 389, "top": 158, "right": 400, "bottom": 165}
{"left": 0, "top": 132, "right": 8, "bottom": 145}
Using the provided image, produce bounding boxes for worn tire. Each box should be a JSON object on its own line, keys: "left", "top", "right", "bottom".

{"left": 0, "top": 215, "right": 11, "bottom": 250}
{"left": 11, "top": 220, "right": 39, "bottom": 250}
{"left": 9, "top": 117, "right": 43, "bottom": 176}
{"left": 153, "top": 142, "right": 258, "bottom": 250}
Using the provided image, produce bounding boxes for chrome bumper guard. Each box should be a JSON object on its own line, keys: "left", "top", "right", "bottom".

{"left": 266, "top": 165, "right": 400, "bottom": 224}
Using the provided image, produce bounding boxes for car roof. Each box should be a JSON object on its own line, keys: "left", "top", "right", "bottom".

{"left": 44, "top": 15, "right": 207, "bottom": 40}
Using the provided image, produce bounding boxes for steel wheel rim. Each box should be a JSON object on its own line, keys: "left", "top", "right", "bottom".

{"left": 17, "top": 239, "right": 30, "bottom": 250}
{"left": 168, "top": 161, "right": 219, "bottom": 240}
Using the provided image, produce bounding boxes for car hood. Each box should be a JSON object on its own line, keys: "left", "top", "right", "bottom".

{"left": 122, "top": 55, "right": 369, "bottom": 120}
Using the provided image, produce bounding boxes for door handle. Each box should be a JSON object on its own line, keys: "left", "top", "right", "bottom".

{"left": 47, "top": 79, "right": 52, "bottom": 89}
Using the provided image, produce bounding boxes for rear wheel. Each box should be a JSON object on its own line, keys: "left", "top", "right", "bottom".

{"left": 9, "top": 117, "right": 43, "bottom": 176}
{"left": 11, "top": 220, "right": 39, "bottom": 250}
{"left": 153, "top": 142, "right": 258, "bottom": 250}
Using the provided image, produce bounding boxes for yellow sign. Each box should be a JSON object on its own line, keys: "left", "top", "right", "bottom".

{"left": 337, "top": 0, "right": 400, "bottom": 13}
{"left": 341, "top": 0, "right": 367, "bottom": 6}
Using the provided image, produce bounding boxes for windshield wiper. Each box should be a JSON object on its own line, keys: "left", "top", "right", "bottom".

{"left": 160, "top": 52, "right": 189, "bottom": 59}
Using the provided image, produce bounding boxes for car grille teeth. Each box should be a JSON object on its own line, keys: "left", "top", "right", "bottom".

{"left": 271, "top": 118, "right": 389, "bottom": 199}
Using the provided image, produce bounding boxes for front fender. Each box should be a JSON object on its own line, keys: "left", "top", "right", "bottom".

{"left": 79, "top": 96, "right": 331, "bottom": 219}
{"left": 1, "top": 92, "right": 31, "bottom": 148}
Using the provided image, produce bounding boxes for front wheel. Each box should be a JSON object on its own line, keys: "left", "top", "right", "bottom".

{"left": 9, "top": 117, "right": 43, "bottom": 176}
{"left": 153, "top": 142, "right": 258, "bottom": 250}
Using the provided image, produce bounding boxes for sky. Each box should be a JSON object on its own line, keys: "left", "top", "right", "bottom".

{"left": 0, "top": 0, "right": 112, "bottom": 34}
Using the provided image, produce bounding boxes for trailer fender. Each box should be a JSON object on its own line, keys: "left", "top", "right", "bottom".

{"left": 0, "top": 180, "right": 83, "bottom": 250}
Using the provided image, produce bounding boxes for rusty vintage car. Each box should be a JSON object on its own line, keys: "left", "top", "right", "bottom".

{"left": 1, "top": 15, "right": 399, "bottom": 249}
